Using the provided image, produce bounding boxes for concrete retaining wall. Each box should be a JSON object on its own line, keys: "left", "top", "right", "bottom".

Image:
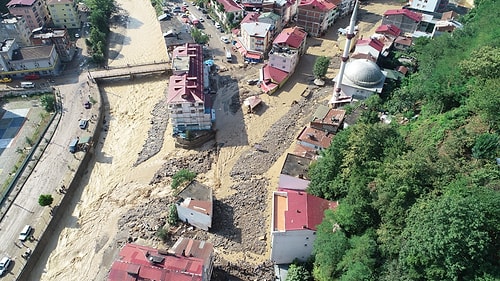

{"left": 17, "top": 83, "right": 104, "bottom": 281}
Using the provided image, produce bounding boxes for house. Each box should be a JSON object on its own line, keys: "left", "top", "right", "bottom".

{"left": 310, "top": 105, "right": 345, "bottom": 133}
{"left": 271, "top": 189, "right": 338, "bottom": 264}
{"left": 175, "top": 180, "right": 213, "bottom": 231}
{"left": 279, "top": 153, "right": 312, "bottom": 190}
{"left": 259, "top": 12, "right": 281, "bottom": 34}
{"left": 375, "top": 24, "right": 401, "bottom": 39}
{"left": 330, "top": 59, "right": 387, "bottom": 103}
{"left": 167, "top": 43, "right": 213, "bottom": 134}
{"left": 241, "top": 0, "right": 262, "bottom": 11}
{"left": 296, "top": 126, "right": 334, "bottom": 151}
{"left": 394, "top": 36, "right": 412, "bottom": 50}
{"left": 409, "top": 0, "right": 448, "bottom": 13}
{"left": 297, "top": 0, "right": 338, "bottom": 37}
{"left": 211, "top": 0, "right": 244, "bottom": 29}
{"left": 46, "top": 0, "right": 81, "bottom": 29}
{"left": 0, "top": 39, "right": 59, "bottom": 78}
{"left": 0, "top": 16, "right": 32, "bottom": 47}
{"left": 260, "top": 64, "right": 289, "bottom": 94}
{"left": 354, "top": 37, "right": 384, "bottom": 60}
{"left": 7, "top": 0, "right": 50, "bottom": 31}
{"left": 239, "top": 22, "right": 273, "bottom": 61}
{"left": 273, "top": 26, "right": 307, "bottom": 55}
{"left": 108, "top": 238, "right": 214, "bottom": 281}
{"left": 31, "top": 28, "right": 76, "bottom": 62}
{"left": 240, "top": 11, "right": 260, "bottom": 24}
{"left": 382, "top": 9, "right": 422, "bottom": 34}
{"left": 431, "top": 19, "right": 462, "bottom": 37}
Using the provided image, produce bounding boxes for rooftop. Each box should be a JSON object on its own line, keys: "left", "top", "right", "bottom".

{"left": 356, "top": 38, "right": 384, "bottom": 53}
{"left": 241, "top": 22, "right": 272, "bottom": 37}
{"left": 167, "top": 43, "right": 204, "bottom": 104}
{"left": 383, "top": 9, "right": 422, "bottom": 22}
{"left": 375, "top": 24, "right": 401, "bottom": 37}
{"left": 273, "top": 26, "right": 307, "bottom": 49}
{"left": 241, "top": 12, "right": 260, "bottom": 24}
{"left": 177, "top": 180, "right": 212, "bottom": 216}
{"left": 297, "top": 126, "right": 333, "bottom": 149}
{"left": 215, "top": 0, "right": 243, "bottom": 13}
{"left": 108, "top": 239, "right": 213, "bottom": 281}
{"left": 273, "top": 190, "right": 337, "bottom": 231}
{"left": 12, "top": 45, "right": 54, "bottom": 61}
{"left": 262, "top": 63, "right": 289, "bottom": 84}
{"left": 46, "top": 0, "right": 73, "bottom": 4}
{"left": 280, "top": 153, "right": 312, "bottom": 180}
{"left": 7, "top": 0, "right": 36, "bottom": 7}
{"left": 311, "top": 105, "right": 346, "bottom": 129}
{"left": 299, "top": 0, "right": 336, "bottom": 12}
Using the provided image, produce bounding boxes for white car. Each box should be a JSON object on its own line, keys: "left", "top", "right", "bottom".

{"left": 182, "top": 2, "right": 188, "bottom": 7}
{"left": 0, "top": 257, "right": 11, "bottom": 276}
{"left": 221, "top": 36, "right": 230, "bottom": 44}
{"left": 19, "top": 224, "right": 32, "bottom": 241}
{"left": 199, "top": 17, "right": 204, "bottom": 22}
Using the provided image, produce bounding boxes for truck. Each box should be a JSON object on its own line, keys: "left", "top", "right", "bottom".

{"left": 225, "top": 49, "right": 232, "bottom": 63}
{"left": 20, "top": 81, "right": 35, "bottom": 88}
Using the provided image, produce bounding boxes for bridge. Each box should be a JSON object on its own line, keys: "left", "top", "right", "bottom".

{"left": 88, "top": 61, "right": 172, "bottom": 80}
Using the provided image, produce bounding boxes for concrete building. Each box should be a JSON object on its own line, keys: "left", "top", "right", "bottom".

{"left": 278, "top": 153, "right": 312, "bottom": 191}
{"left": 31, "top": 28, "right": 76, "bottom": 62}
{"left": 7, "top": 0, "right": 50, "bottom": 31}
{"left": 296, "top": 126, "right": 334, "bottom": 151}
{"left": 273, "top": 26, "right": 307, "bottom": 55}
{"left": 108, "top": 238, "right": 214, "bottom": 281}
{"left": 330, "top": 59, "right": 387, "bottom": 102}
{"left": 271, "top": 189, "right": 338, "bottom": 264}
{"left": 382, "top": 9, "right": 422, "bottom": 34}
{"left": 354, "top": 37, "right": 384, "bottom": 60}
{"left": 0, "top": 15, "right": 32, "bottom": 47}
{"left": 175, "top": 180, "right": 213, "bottom": 231}
{"left": 310, "top": 105, "right": 345, "bottom": 133}
{"left": 337, "top": 0, "right": 356, "bottom": 17}
{"left": 46, "top": 0, "right": 81, "bottom": 28}
{"left": 239, "top": 21, "right": 272, "bottom": 61}
{"left": 297, "top": 0, "right": 338, "bottom": 37}
{"left": 0, "top": 38, "right": 59, "bottom": 78}
{"left": 409, "top": 0, "right": 448, "bottom": 13}
{"left": 167, "top": 43, "right": 213, "bottom": 134}
{"left": 259, "top": 11, "right": 281, "bottom": 34}
{"left": 211, "top": 0, "right": 244, "bottom": 29}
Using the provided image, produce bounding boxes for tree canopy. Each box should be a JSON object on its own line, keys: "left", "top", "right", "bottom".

{"left": 310, "top": 1, "right": 500, "bottom": 280}
{"left": 38, "top": 194, "right": 54, "bottom": 207}
{"left": 313, "top": 56, "right": 330, "bottom": 79}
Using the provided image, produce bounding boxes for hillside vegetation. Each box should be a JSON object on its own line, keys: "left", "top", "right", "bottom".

{"left": 308, "top": 0, "right": 500, "bottom": 280}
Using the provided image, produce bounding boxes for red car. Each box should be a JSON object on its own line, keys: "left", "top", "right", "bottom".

{"left": 24, "top": 74, "right": 40, "bottom": 80}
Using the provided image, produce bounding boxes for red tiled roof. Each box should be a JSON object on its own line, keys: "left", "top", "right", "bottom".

{"left": 241, "top": 12, "right": 260, "bottom": 24}
{"left": 216, "top": 0, "right": 243, "bottom": 13}
{"left": 297, "top": 126, "right": 333, "bottom": 149}
{"left": 281, "top": 189, "right": 337, "bottom": 231}
{"left": 167, "top": 44, "right": 204, "bottom": 104}
{"left": 273, "top": 26, "right": 307, "bottom": 49}
{"left": 375, "top": 24, "right": 401, "bottom": 37}
{"left": 384, "top": 9, "right": 422, "bottom": 22}
{"left": 299, "top": 0, "right": 336, "bottom": 12}
{"left": 246, "top": 52, "right": 262, "bottom": 60}
{"left": 7, "top": 0, "right": 35, "bottom": 7}
{"left": 395, "top": 36, "right": 412, "bottom": 46}
{"left": 262, "top": 64, "right": 289, "bottom": 84}
{"left": 356, "top": 38, "right": 384, "bottom": 52}
{"left": 108, "top": 242, "right": 213, "bottom": 281}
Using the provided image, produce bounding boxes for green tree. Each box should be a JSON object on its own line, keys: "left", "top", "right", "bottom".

{"left": 313, "top": 56, "right": 330, "bottom": 79}
{"left": 168, "top": 203, "right": 178, "bottom": 226}
{"left": 459, "top": 46, "right": 500, "bottom": 79}
{"left": 468, "top": 78, "right": 500, "bottom": 130}
{"left": 38, "top": 194, "right": 54, "bottom": 207}
{"left": 191, "top": 28, "right": 209, "bottom": 45}
{"left": 471, "top": 133, "right": 499, "bottom": 159}
{"left": 286, "top": 263, "right": 312, "bottom": 281}
{"left": 399, "top": 183, "right": 500, "bottom": 280}
{"left": 313, "top": 210, "right": 349, "bottom": 281}
{"left": 40, "top": 94, "right": 56, "bottom": 112}
{"left": 337, "top": 230, "right": 377, "bottom": 281}
{"left": 171, "top": 169, "right": 196, "bottom": 189}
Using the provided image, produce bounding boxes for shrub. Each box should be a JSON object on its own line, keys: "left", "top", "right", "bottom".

{"left": 171, "top": 169, "right": 196, "bottom": 189}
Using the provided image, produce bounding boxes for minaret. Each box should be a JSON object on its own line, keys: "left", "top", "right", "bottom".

{"left": 332, "top": 0, "right": 359, "bottom": 102}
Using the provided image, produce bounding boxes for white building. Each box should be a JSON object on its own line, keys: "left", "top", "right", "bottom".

{"left": 271, "top": 189, "right": 338, "bottom": 264}
{"left": 176, "top": 180, "right": 213, "bottom": 231}
{"left": 240, "top": 22, "right": 272, "bottom": 54}
{"left": 0, "top": 38, "right": 59, "bottom": 78}
{"left": 330, "top": 59, "right": 387, "bottom": 103}
{"left": 409, "top": 0, "right": 448, "bottom": 13}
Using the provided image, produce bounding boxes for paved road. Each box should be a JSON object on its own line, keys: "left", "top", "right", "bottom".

{"left": 0, "top": 51, "right": 97, "bottom": 279}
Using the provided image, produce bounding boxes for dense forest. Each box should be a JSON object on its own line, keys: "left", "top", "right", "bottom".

{"left": 302, "top": 0, "right": 500, "bottom": 280}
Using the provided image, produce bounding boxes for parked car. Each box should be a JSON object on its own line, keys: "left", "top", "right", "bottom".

{"left": 221, "top": 36, "right": 230, "bottom": 44}
{"left": 75, "top": 33, "right": 80, "bottom": 38}
{"left": 84, "top": 101, "right": 91, "bottom": 109}
{"left": 202, "top": 9, "right": 208, "bottom": 14}
{"left": 199, "top": 17, "right": 204, "bottom": 22}
{"left": 19, "top": 225, "right": 32, "bottom": 241}
{"left": 79, "top": 119, "right": 89, "bottom": 129}
{"left": 0, "top": 77, "right": 12, "bottom": 83}
{"left": 182, "top": 2, "right": 188, "bottom": 7}
{"left": 24, "top": 74, "right": 40, "bottom": 80}
{"left": 0, "top": 257, "right": 11, "bottom": 276}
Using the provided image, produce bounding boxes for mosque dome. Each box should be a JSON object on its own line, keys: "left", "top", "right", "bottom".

{"left": 344, "top": 59, "right": 384, "bottom": 88}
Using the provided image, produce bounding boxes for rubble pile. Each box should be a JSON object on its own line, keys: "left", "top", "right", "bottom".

{"left": 149, "top": 149, "right": 215, "bottom": 184}
{"left": 134, "top": 99, "right": 170, "bottom": 166}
